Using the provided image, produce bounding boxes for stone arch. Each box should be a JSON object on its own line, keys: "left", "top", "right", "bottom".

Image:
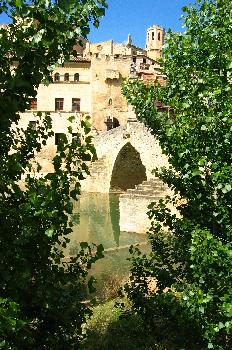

{"left": 110, "top": 142, "right": 147, "bottom": 192}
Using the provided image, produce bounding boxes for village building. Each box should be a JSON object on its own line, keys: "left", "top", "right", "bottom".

{"left": 19, "top": 24, "right": 166, "bottom": 139}
{"left": 17, "top": 24, "right": 172, "bottom": 233}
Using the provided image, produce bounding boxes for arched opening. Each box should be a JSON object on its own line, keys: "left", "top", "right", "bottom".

{"left": 74, "top": 73, "right": 80, "bottom": 82}
{"left": 105, "top": 116, "right": 120, "bottom": 131}
{"left": 64, "top": 73, "right": 69, "bottom": 81}
{"left": 110, "top": 143, "right": 147, "bottom": 192}
{"left": 54, "top": 72, "right": 60, "bottom": 82}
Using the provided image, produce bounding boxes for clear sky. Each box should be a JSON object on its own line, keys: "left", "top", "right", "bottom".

{"left": 0, "top": 0, "right": 193, "bottom": 49}
{"left": 88, "top": 0, "right": 192, "bottom": 48}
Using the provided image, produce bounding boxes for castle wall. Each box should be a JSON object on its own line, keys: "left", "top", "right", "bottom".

{"left": 90, "top": 56, "right": 132, "bottom": 131}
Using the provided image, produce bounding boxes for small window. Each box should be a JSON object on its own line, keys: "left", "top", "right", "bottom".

{"left": 55, "top": 133, "right": 64, "bottom": 146}
{"left": 54, "top": 72, "right": 60, "bottom": 82}
{"left": 64, "top": 73, "right": 69, "bottom": 82}
{"left": 133, "top": 57, "right": 136, "bottom": 63}
{"left": 72, "top": 133, "right": 81, "bottom": 146}
{"left": 29, "top": 98, "right": 37, "bottom": 110}
{"left": 158, "top": 32, "right": 161, "bottom": 41}
{"left": 152, "top": 32, "right": 155, "bottom": 40}
{"left": 55, "top": 98, "right": 64, "bottom": 111}
{"left": 108, "top": 98, "right": 112, "bottom": 106}
{"left": 74, "top": 73, "right": 80, "bottom": 82}
{"left": 29, "top": 121, "right": 36, "bottom": 130}
{"left": 72, "top": 98, "right": 80, "bottom": 112}
{"left": 143, "top": 58, "right": 146, "bottom": 63}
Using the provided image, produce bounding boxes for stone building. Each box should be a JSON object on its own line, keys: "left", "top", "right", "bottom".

{"left": 146, "top": 24, "right": 165, "bottom": 60}
{"left": 16, "top": 24, "right": 172, "bottom": 233}
{"left": 19, "top": 24, "right": 165, "bottom": 138}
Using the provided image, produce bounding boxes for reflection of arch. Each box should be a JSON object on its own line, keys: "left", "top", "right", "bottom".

{"left": 110, "top": 143, "right": 147, "bottom": 191}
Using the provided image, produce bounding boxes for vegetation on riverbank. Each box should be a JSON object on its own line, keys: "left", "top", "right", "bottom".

{"left": 0, "top": 0, "right": 231, "bottom": 349}
{"left": 122, "top": 0, "right": 232, "bottom": 349}
{"left": 0, "top": 1, "right": 107, "bottom": 348}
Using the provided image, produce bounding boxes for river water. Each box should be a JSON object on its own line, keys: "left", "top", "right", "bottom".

{"left": 67, "top": 192, "right": 149, "bottom": 284}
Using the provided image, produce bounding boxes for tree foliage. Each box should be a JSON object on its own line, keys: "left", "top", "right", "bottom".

{"left": 0, "top": 1, "right": 106, "bottom": 348}
{"left": 122, "top": 0, "right": 232, "bottom": 348}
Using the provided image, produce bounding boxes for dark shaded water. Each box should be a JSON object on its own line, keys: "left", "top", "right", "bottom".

{"left": 67, "top": 193, "right": 149, "bottom": 279}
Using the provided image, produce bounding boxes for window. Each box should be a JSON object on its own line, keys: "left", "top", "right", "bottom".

{"left": 55, "top": 98, "right": 64, "bottom": 111}
{"left": 143, "top": 58, "right": 146, "bottom": 63}
{"left": 158, "top": 32, "right": 161, "bottom": 41}
{"left": 29, "top": 98, "right": 37, "bottom": 110}
{"left": 133, "top": 57, "right": 136, "bottom": 63}
{"left": 55, "top": 133, "right": 64, "bottom": 146}
{"left": 74, "top": 73, "right": 79, "bottom": 82}
{"left": 29, "top": 121, "right": 36, "bottom": 130}
{"left": 72, "top": 133, "right": 81, "bottom": 146}
{"left": 152, "top": 32, "right": 154, "bottom": 40}
{"left": 108, "top": 98, "right": 112, "bottom": 106}
{"left": 72, "top": 98, "right": 80, "bottom": 112}
{"left": 54, "top": 72, "right": 60, "bottom": 82}
{"left": 64, "top": 73, "right": 69, "bottom": 82}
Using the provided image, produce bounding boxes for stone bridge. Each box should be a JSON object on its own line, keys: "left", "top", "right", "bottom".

{"left": 81, "top": 120, "right": 168, "bottom": 193}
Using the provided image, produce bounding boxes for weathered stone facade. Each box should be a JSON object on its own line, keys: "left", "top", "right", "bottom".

{"left": 18, "top": 24, "right": 165, "bottom": 135}
{"left": 16, "top": 24, "right": 170, "bottom": 233}
{"left": 81, "top": 120, "right": 169, "bottom": 193}
{"left": 15, "top": 23, "right": 167, "bottom": 174}
{"left": 146, "top": 24, "right": 165, "bottom": 60}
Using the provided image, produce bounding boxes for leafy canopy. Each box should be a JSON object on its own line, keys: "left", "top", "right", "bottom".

{"left": 0, "top": 1, "right": 107, "bottom": 348}
{"left": 122, "top": 0, "right": 232, "bottom": 349}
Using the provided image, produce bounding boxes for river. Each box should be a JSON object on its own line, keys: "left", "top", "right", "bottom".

{"left": 67, "top": 192, "right": 150, "bottom": 289}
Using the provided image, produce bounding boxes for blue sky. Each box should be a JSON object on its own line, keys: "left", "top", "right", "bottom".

{"left": 0, "top": 0, "right": 193, "bottom": 48}
{"left": 88, "top": 0, "right": 192, "bottom": 47}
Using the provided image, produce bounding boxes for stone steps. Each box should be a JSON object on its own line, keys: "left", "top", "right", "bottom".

{"left": 121, "top": 178, "right": 167, "bottom": 199}
{"left": 126, "top": 189, "right": 163, "bottom": 196}
{"left": 136, "top": 184, "right": 165, "bottom": 191}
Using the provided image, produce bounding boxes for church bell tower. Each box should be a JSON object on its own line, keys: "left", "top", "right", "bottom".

{"left": 146, "top": 24, "right": 165, "bottom": 60}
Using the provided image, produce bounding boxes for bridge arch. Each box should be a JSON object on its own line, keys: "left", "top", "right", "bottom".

{"left": 81, "top": 121, "right": 169, "bottom": 193}
{"left": 110, "top": 142, "right": 147, "bottom": 191}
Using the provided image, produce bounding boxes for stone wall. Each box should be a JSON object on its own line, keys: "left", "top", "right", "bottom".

{"left": 81, "top": 121, "right": 169, "bottom": 193}
{"left": 90, "top": 55, "right": 132, "bottom": 131}
{"left": 35, "top": 61, "right": 91, "bottom": 112}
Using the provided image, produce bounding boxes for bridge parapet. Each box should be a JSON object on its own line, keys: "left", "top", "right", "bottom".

{"left": 82, "top": 121, "right": 168, "bottom": 193}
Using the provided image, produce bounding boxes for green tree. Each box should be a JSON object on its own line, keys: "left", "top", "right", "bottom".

{"left": 0, "top": 1, "right": 106, "bottom": 348}
{"left": 122, "top": 0, "right": 232, "bottom": 349}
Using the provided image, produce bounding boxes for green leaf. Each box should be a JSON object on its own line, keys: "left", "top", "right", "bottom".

{"left": 45, "top": 229, "right": 55, "bottom": 237}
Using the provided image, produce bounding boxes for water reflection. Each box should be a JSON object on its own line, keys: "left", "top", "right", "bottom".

{"left": 68, "top": 193, "right": 149, "bottom": 278}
